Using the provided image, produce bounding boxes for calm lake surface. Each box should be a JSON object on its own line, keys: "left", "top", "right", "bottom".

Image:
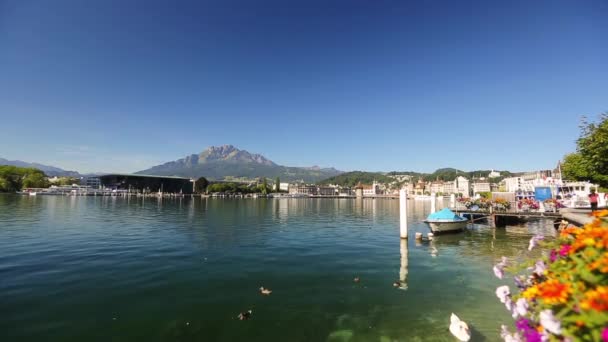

{"left": 0, "top": 195, "right": 556, "bottom": 341}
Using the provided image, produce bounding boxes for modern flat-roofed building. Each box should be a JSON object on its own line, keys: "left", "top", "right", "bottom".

{"left": 99, "top": 174, "right": 193, "bottom": 194}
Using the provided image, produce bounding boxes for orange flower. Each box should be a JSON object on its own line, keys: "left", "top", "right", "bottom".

{"left": 560, "top": 226, "right": 581, "bottom": 239}
{"left": 592, "top": 209, "right": 608, "bottom": 218}
{"left": 580, "top": 286, "right": 608, "bottom": 312}
{"left": 570, "top": 225, "right": 608, "bottom": 253}
{"left": 589, "top": 253, "right": 608, "bottom": 273}
{"left": 536, "top": 279, "right": 571, "bottom": 305}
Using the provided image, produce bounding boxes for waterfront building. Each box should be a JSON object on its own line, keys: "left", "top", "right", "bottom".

{"left": 430, "top": 181, "right": 444, "bottom": 194}
{"left": 414, "top": 179, "right": 426, "bottom": 195}
{"left": 473, "top": 182, "right": 491, "bottom": 194}
{"left": 98, "top": 174, "right": 194, "bottom": 194}
{"left": 443, "top": 181, "right": 455, "bottom": 194}
{"left": 279, "top": 182, "right": 289, "bottom": 192}
{"left": 362, "top": 181, "right": 381, "bottom": 196}
{"left": 338, "top": 187, "right": 354, "bottom": 196}
{"left": 81, "top": 176, "right": 101, "bottom": 189}
{"left": 318, "top": 186, "right": 337, "bottom": 196}
{"left": 288, "top": 184, "right": 317, "bottom": 195}
{"left": 455, "top": 176, "right": 470, "bottom": 196}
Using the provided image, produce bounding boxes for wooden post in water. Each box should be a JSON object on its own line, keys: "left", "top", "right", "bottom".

{"left": 400, "top": 189, "right": 408, "bottom": 239}
{"left": 399, "top": 238, "right": 408, "bottom": 289}
{"left": 450, "top": 194, "right": 455, "bottom": 208}
{"left": 431, "top": 192, "right": 436, "bottom": 213}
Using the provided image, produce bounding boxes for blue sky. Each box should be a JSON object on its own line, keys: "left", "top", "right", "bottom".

{"left": 1, "top": 0, "right": 607, "bottom": 174}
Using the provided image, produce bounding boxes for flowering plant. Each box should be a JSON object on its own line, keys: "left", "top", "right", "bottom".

{"left": 493, "top": 198, "right": 512, "bottom": 211}
{"left": 493, "top": 210, "right": 608, "bottom": 341}
{"left": 458, "top": 197, "right": 491, "bottom": 209}
{"left": 518, "top": 198, "right": 540, "bottom": 211}
{"left": 544, "top": 199, "right": 566, "bottom": 209}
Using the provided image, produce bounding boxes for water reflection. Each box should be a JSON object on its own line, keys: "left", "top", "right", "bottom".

{"left": 0, "top": 195, "right": 561, "bottom": 341}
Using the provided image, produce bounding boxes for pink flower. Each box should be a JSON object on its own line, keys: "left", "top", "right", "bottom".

{"left": 559, "top": 244, "right": 571, "bottom": 257}
{"left": 602, "top": 327, "right": 608, "bottom": 342}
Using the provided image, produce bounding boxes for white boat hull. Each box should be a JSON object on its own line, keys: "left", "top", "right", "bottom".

{"left": 426, "top": 220, "right": 468, "bottom": 233}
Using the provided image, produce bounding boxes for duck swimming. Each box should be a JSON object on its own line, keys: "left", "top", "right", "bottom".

{"left": 449, "top": 313, "right": 471, "bottom": 341}
{"left": 237, "top": 310, "right": 253, "bottom": 320}
{"left": 259, "top": 286, "right": 272, "bottom": 295}
{"left": 353, "top": 277, "right": 360, "bottom": 283}
{"left": 392, "top": 281, "right": 401, "bottom": 287}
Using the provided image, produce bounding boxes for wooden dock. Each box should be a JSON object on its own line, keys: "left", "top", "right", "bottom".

{"left": 451, "top": 207, "right": 569, "bottom": 227}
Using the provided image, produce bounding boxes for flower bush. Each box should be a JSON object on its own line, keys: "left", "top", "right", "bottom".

{"left": 493, "top": 210, "right": 608, "bottom": 341}
{"left": 518, "top": 198, "right": 540, "bottom": 211}
{"left": 544, "top": 199, "right": 566, "bottom": 210}
{"left": 458, "top": 197, "right": 491, "bottom": 209}
{"left": 493, "top": 198, "right": 512, "bottom": 211}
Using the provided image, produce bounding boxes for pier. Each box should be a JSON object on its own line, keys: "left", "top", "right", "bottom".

{"left": 451, "top": 207, "right": 594, "bottom": 227}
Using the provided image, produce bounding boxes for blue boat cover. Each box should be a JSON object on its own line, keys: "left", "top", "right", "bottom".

{"left": 427, "top": 208, "right": 464, "bottom": 221}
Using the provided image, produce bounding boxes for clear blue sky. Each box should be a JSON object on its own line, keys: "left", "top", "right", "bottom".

{"left": 1, "top": 0, "right": 606, "bottom": 173}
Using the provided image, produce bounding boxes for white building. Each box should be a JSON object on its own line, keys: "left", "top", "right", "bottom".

{"left": 455, "top": 176, "right": 470, "bottom": 196}
{"left": 488, "top": 169, "right": 501, "bottom": 178}
{"left": 473, "top": 182, "right": 491, "bottom": 194}
{"left": 279, "top": 182, "right": 289, "bottom": 191}
{"left": 443, "top": 181, "right": 456, "bottom": 194}
{"left": 430, "top": 181, "right": 444, "bottom": 194}
{"left": 363, "top": 181, "right": 380, "bottom": 196}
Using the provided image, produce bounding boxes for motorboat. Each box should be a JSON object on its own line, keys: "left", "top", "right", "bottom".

{"left": 425, "top": 208, "right": 468, "bottom": 233}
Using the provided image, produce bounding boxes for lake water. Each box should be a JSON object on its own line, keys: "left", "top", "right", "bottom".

{"left": 0, "top": 195, "right": 556, "bottom": 341}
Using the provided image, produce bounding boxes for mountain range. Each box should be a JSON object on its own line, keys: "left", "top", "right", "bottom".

{"left": 0, "top": 158, "right": 81, "bottom": 177}
{"left": 136, "top": 145, "right": 343, "bottom": 183}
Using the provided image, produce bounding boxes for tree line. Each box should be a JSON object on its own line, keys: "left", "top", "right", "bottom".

{"left": 194, "top": 176, "right": 277, "bottom": 194}
{"left": 0, "top": 166, "right": 49, "bottom": 192}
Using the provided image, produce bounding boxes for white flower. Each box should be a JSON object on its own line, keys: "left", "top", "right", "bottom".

{"left": 533, "top": 260, "right": 547, "bottom": 276}
{"left": 505, "top": 297, "right": 513, "bottom": 311}
{"left": 528, "top": 235, "right": 544, "bottom": 251}
{"left": 539, "top": 309, "right": 561, "bottom": 335}
{"left": 496, "top": 285, "right": 510, "bottom": 303}
{"left": 500, "top": 325, "right": 523, "bottom": 342}
{"left": 515, "top": 298, "right": 528, "bottom": 317}
{"left": 493, "top": 264, "right": 504, "bottom": 279}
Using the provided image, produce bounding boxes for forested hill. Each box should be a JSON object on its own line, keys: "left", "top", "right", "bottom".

{"left": 317, "top": 171, "right": 394, "bottom": 187}
{"left": 319, "top": 168, "right": 517, "bottom": 186}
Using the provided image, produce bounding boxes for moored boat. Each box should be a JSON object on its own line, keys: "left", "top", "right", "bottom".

{"left": 425, "top": 208, "right": 468, "bottom": 233}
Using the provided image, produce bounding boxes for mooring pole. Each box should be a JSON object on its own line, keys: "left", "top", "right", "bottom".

{"left": 431, "top": 192, "right": 436, "bottom": 213}
{"left": 399, "top": 238, "right": 409, "bottom": 289}
{"left": 400, "top": 189, "right": 408, "bottom": 239}
{"left": 450, "top": 193, "right": 455, "bottom": 208}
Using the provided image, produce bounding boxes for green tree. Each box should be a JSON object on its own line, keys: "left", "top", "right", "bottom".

{"left": 576, "top": 113, "right": 608, "bottom": 187}
{"left": 562, "top": 114, "right": 608, "bottom": 187}
{"left": 0, "top": 166, "right": 49, "bottom": 192}
{"left": 56, "top": 177, "right": 80, "bottom": 186}
{"left": 23, "top": 172, "right": 50, "bottom": 188}
{"left": 275, "top": 177, "right": 280, "bottom": 192}
{"left": 261, "top": 177, "right": 268, "bottom": 194}
{"left": 194, "top": 176, "right": 209, "bottom": 193}
{"left": 561, "top": 153, "right": 592, "bottom": 181}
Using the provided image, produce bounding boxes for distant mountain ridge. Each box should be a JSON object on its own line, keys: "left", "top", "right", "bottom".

{"left": 0, "top": 158, "right": 81, "bottom": 177}
{"left": 136, "top": 145, "right": 343, "bottom": 183}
